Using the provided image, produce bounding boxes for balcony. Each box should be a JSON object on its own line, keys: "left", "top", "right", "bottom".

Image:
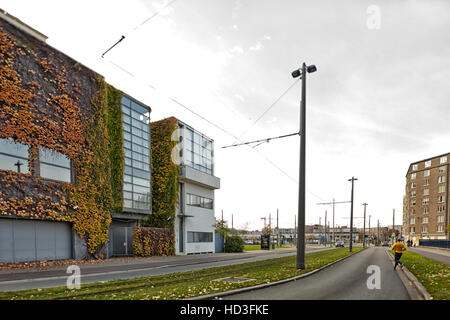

{"left": 180, "top": 165, "right": 220, "bottom": 190}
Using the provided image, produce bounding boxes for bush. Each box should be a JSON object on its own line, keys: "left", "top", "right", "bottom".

{"left": 224, "top": 235, "right": 244, "bottom": 253}
{"left": 133, "top": 227, "right": 175, "bottom": 257}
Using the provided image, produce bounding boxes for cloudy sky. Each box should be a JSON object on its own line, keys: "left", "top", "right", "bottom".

{"left": 2, "top": 0, "right": 450, "bottom": 230}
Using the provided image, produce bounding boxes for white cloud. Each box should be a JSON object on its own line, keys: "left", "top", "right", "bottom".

{"left": 230, "top": 45, "right": 244, "bottom": 55}
{"left": 249, "top": 41, "right": 262, "bottom": 51}
{"left": 234, "top": 94, "right": 245, "bottom": 102}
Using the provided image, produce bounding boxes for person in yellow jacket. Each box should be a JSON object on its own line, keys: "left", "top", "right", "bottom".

{"left": 391, "top": 238, "right": 407, "bottom": 270}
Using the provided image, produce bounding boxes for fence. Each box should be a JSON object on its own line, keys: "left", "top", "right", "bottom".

{"left": 419, "top": 239, "right": 450, "bottom": 249}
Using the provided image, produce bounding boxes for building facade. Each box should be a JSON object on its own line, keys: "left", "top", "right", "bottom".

{"left": 150, "top": 118, "right": 220, "bottom": 255}
{"left": 176, "top": 120, "right": 220, "bottom": 254}
{"left": 403, "top": 153, "right": 449, "bottom": 245}
{"left": 0, "top": 11, "right": 152, "bottom": 263}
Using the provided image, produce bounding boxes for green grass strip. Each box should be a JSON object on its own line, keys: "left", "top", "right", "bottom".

{"left": 243, "top": 244, "right": 291, "bottom": 251}
{"left": 0, "top": 247, "right": 364, "bottom": 300}
{"left": 392, "top": 250, "right": 449, "bottom": 300}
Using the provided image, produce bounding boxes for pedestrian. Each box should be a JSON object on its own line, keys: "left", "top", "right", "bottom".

{"left": 391, "top": 238, "right": 407, "bottom": 270}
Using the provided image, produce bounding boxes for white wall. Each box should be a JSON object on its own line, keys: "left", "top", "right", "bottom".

{"left": 175, "top": 182, "right": 216, "bottom": 254}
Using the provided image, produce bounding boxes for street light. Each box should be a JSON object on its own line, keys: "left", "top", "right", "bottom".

{"left": 293, "top": 62, "right": 317, "bottom": 269}
{"left": 348, "top": 177, "right": 358, "bottom": 252}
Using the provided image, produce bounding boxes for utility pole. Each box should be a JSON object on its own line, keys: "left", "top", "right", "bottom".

{"left": 348, "top": 177, "right": 358, "bottom": 252}
{"left": 232, "top": 214, "right": 234, "bottom": 230}
{"left": 261, "top": 217, "right": 267, "bottom": 228}
{"left": 292, "top": 62, "right": 317, "bottom": 270}
{"left": 269, "top": 213, "right": 272, "bottom": 248}
{"left": 393, "top": 208, "right": 395, "bottom": 244}
{"left": 277, "top": 209, "right": 279, "bottom": 247}
{"left": 362, "top": 203, "right": 368, "bottom": 248}
{"left": 369, "top": 215, "right": 371, "bottom": 246}
{"left": 377, "top": 219, "right": 380, "bottom": 246}
{"left": 324, "top": 210, "right": 327, "bottom": 247}
{"left": 294, "top": 215, "right": 297, "bottom": 246}
{"left": 317, "top": 198, "right": 351, "bottom": 246}
{"left": 269, "top": 213, "right": 271, "bottom": 230}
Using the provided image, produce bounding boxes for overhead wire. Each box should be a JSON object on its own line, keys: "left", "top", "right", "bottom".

{"left": 101, "top": 0, "right": 179, "bottom": 58}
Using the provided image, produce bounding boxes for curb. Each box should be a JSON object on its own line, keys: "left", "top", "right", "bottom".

{"left": 385, "top": 250, "right": 432, "bottom": 300}
{"left": 188, "top": 248, "right": 367, "bottom": 300}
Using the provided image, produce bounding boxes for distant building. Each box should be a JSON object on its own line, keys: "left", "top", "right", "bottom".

{"left": 403, "top": 153, "right": 449, "bottom": 245}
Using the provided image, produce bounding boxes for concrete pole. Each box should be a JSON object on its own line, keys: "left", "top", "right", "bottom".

{"left": 296, "top": 63, "right": 307, "bottom": 270}
{"left": 277, "top": 208, "right": 279, "bottom": 246}
{"left": 362, "top": 203, "right": 368, "bottom": 248}
{"left": 332, "top": 198, "right": 335, "bottom": 246}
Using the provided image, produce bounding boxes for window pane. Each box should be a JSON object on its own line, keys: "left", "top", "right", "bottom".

{"left": 39, "top": 148, "right": 70, "bottom": 168}
{"left": 0, "top": 153, "right": 29, "bottom": 173}
{"left": 130, "top": 101, "right": 148, "bottom": 114}
{"left": 133, "top": 168, "right": 150, "bottom": 179}
{"left": 123, "top": 191, "right": 132, "bottom": 199}
{"left": 133, "top": 201, "right": 150, "bottom": 210}
{"left": 40, "top": 163, "right": 71, "bottom": 182}
{"left": 133, "top": 176, "right": 150, "bottom": 187}
{"left": 0, "top": 138, "right": 29, "bottom": 158}
{"left": 123, "top": 114, "right": 131, "bottom": 124}
{"left": 133, "top": 185, "right": 150, "bottom": 194}
{"left": 121, "top": 96, "right": 131, "bottom": 107}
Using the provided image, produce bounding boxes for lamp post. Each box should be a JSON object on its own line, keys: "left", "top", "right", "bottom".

{"left": 348, "top": 177, "right": 358, "bottom": 252}
{"left": 362, "top": 203, "right": 368, "bottom": 248}
{"left": 292, "top": 62, "right": 317, "bottom": 269}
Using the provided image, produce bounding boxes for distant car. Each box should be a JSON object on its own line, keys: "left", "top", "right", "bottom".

{"left": 335, "top": 241, "right": 344, "bottom": 247}
{"left": 382, "top": 242, "right": 389, "bottom": 247}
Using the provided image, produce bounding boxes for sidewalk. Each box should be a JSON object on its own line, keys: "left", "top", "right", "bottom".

{"left": 408, "top": 247, "right": 450, "bottom": 266}
{"left": 0, "top": 247, "right": 297, "bottom": 276}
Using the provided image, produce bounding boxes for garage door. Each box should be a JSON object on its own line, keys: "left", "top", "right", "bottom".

{"left": 0, "top": 219, "right": 72, "bottom": 263}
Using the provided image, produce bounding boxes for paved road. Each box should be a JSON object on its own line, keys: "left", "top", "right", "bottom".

{"left": 408, "top": 247, "right": 450, "bottom": 266}
{"left": 221, "top": 247, "right": 410, "bottom": 300}
{"left": 0, "top": 246, "right": 329, "bottom": 292}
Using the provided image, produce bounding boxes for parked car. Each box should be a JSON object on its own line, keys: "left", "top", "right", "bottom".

{"left": 382, "top": 242, "right": 389, "bottom": 247}
{"left": 335, "top": 241, "right": 344, "bottom": 247}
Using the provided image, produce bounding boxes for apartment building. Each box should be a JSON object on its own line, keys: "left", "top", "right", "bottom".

{"left": 403, "top": 153, "right": 449, "bottom": 245}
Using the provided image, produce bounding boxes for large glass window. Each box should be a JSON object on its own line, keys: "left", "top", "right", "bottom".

{"left": 121, "top": 96, "right": 151, "bottom": 211}
{"left": 186, "top": 193, "right": 213, "bottom": 209}
{"left": 187, "top": 232, "right": 213, "bottom": 243}
{"left": 39, "top": 147, "right": 71, "bottom": 183}
{"left": 0, "top": 138, "right": 29, "bottom": 173}
{"left": 183, "top": 127, "right": 213, "bottom": 175}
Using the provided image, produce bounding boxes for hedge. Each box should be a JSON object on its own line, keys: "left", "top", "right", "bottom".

{"left": 225, "top": 235, "right": 244, "bottom": 253}
{"left": 133, "top": 227, "right": 175, "bottom": 257}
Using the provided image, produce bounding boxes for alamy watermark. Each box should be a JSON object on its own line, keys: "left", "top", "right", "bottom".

{"left": 366, "top": 5, "right": 381, "bottom": 30}
{"left": 366, "top": 265, "right": 381, "bottom": 289}
{"left": 66, "top": 265, "right": 81, "bottom": 290}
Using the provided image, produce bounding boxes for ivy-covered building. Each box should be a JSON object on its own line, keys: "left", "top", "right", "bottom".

{"left": 150, "top": 117, "right": 220, "bottom": 255}
{"left": 0, "top": 10, "right": 152, "bottom": 263}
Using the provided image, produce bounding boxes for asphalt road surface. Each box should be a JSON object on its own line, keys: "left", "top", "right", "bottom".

{"left": 408, "top": 247, "right": 450, "bottom": 266}
{"left": 0, "top": 246, "right": 329, "bottom": 292}
{"left": 222, "top": 247, "right": 410, "bottom": 300}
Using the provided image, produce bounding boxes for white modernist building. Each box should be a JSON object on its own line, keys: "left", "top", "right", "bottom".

{"left": 173, "top": 119, "right": 220, "bottom": 255}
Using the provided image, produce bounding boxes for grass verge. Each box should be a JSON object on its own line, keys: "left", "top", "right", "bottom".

{"left": 392, "top": 250, "right": 449, "bottom": 300}
{"left": 0, "top": 247, "right": 363, "bottom": 300}
{"left": 243, "top": 244, "right": 291, "bottom": 251}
